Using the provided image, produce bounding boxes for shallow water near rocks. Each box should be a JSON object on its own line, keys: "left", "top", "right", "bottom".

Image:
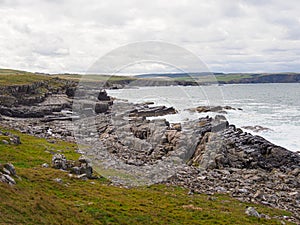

{"left": 108, "top": 83, "right": 300, "bottom": 152}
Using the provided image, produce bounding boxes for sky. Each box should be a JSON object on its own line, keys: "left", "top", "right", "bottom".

{"left": 0, "top": 0, "right": 300, "bottom": 74}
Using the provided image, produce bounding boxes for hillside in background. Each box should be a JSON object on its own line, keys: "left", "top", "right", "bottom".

{"left": 1, "top": 68, "right": 300, "bottom": 87}
{"left": 136, "top": 72, "right": 300, "bottom": 84}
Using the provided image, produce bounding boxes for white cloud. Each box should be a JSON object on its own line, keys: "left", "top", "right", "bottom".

{"left": 0, "top": 0, "right": 300, "bottom": 73}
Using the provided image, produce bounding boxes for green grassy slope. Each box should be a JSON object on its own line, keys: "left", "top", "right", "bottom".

{"left": 0, "top": 128, "right": 294, "bottom": 224}
{"left": 56, "top": 74, "right": 137, "bottom": 82}
{"left": 1, "top": 68, "right": 299, "bottom": 86}
{"left": 0, "top": 69, "right": 51, "bottom": 85}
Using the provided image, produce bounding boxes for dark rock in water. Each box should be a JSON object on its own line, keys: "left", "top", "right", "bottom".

{"left": 189, "top": 105, "right": 238, "bottom": 113}
{"left": 143, "top": 101, "right": 155, "bottom": 105}
{"left": 129, "top": 105, "right": 177, "bottom": 117}
{"left": 223, "top": 106, "right": 236, "bottom": 110}
{"left": 242, "top": 125, "right": 272, "bottom": 132}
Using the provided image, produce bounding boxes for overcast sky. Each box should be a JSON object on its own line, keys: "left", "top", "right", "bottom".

{"left": 0, "top": 0, "right": 300, "bottom": 74}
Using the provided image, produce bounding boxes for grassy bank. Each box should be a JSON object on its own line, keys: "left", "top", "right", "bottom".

{"left": 0, "top": 128, "right": 294, "bottom": 224}
{"left": 0, "top": 69, "right": 51, "bottom": 86}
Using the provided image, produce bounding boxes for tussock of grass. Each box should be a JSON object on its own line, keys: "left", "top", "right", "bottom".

{"left": 0, "top": 128, "right": 294, "bottom": 224}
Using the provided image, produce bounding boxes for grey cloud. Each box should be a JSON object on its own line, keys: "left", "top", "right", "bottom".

{"left": 32, "top": 35, "right": 69, "bottom": 56}
{"left": 0, "top": 0, "right": 300, "bottom": 73}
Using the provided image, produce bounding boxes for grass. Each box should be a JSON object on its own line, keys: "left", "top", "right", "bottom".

{"left": 56, "top": 74, "right": 137, "bottom": 82}
{"left": 1, "top": 68, "right": 297, "bottom": 87}
{"left": 0, "top": 69, "right": 51, "bottom": 86}
{"left": 0, "top": 127, "right": 295, "bottom": 224}
{"left": 0, "top": 68, "right": 137, "bottom": 86}
{"left": 215, "top": 74, "right": 253, "bottom": 82}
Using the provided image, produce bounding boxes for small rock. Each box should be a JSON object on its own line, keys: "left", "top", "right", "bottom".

{"left": 260, "top": 213, "right": 271, "bottom": 219}
{"left": 77, "top": 174, "right": 88, "bottom": 180}
{"left": 52, "top": 154, "right": 67, "bottom": 170}
{"left": 215, "top": 186, "right": 227, "bottom": 193}
{"left": 188, "top": 189, "right": 194, "bottom": 195}
{"left": 42, "top": 163, "right": 49, "bottom": 168}
{"left": 238, "top": 188, "right": 249, "bottom": 194}
{"left": 79, "top": 164, "right": 93, "bottom": 178}
{"left": 78, "top": 155, "right": 91, "bottom": 164}
{"left": 10, "top": 135, "right": 21, "bottom": 145}
{"left": 53, "top": 178, "right": 63, "bottom": 183}
{"left": 245, "top": 206, "right": 260, "bottom": 218}
{"left": 4, "top": 163, "right": 16, "bottom": 176}
{"left": 71, "top": 166, "right": 81, "bottom": 175}
{"left": 98, "top": 90, "right": 111, "bottom": 101}
{"left": 172, "top": 123, "right": 182, "bottom": 131}
{"left": 0, "top": 173, "right": 16, "bottom": 185}
{"left": 2, "top": 140, "right": 9, "bottom": 144}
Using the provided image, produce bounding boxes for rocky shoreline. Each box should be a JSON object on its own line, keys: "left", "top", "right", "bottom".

{"left": 0, "top": 81, "right": 299, "bottom": 223}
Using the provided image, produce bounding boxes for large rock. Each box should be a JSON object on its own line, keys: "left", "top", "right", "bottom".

{"left": 0, "top": 163, "right": 17, "bottom": 185}
{"left": 0, "top": 173, "right": 16, "bottom": 185}
{"left": 189, "top": 116, "right": 300, "bottom": 172}
{"left": 52, "top": 154, "right": 67, "bottom": 170}
{"left": 245, "top": 207, "right": 260, "bottom": 218}
{"left": 129, "top": 105, "right": 177, "bottom": 117}
{"left": 51, "top": 154, "right": 94, "bottom": 179}
{"left": 95, "top": 102, "right": 109, "bottom": 114}
{"left": 98, "top": 90, "right": 111, "bottom": 101}
{"left": 3, "top": 163, "right": 16, "bottom": 176}
{"left": 189, "top": 105, "right": 238, "bottom": 113}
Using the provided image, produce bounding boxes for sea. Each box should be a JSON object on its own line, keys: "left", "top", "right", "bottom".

{"left": 107, "top": 83, "right": 300, "bottom": 152}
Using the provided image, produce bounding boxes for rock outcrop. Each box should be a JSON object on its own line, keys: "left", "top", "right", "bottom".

{"left": 0, "top": 131, "right": 21, "bottom": 145}
{"left": 129, "top": 105, "right": 177, "bottom": 117}
{"left": 188, "top": 120, "right": 299, "bottom": 172}
{"left": 188, "top": 105, "right": 242, "bottom": 114}
{"left": 51, "top": 154, "right": 94, "bottom": 179}
{"left": 0, "top": 163, "right": 17, "bottom": 185}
